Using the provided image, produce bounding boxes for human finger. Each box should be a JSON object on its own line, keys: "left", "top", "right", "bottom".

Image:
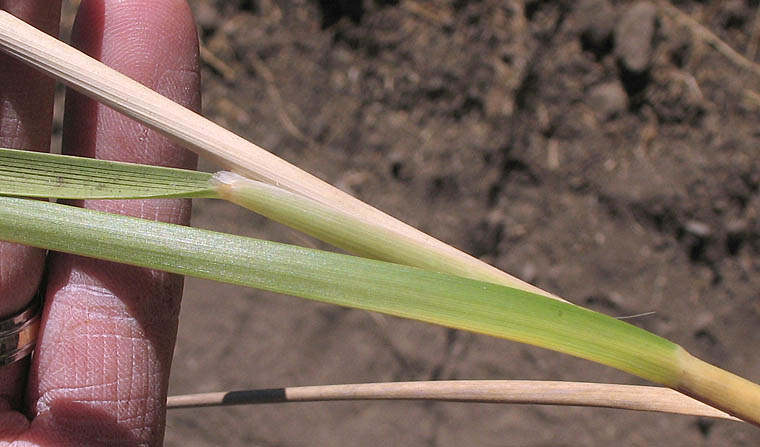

{"left": 25, "top": 0, "right": 200, "bottom": 444}
{"left": 0, "top": 0, "right": 61, "bottom": 409}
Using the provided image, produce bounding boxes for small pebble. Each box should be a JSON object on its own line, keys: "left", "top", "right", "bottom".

{"left": 684, "top": 220, "right": 711, "bottom": 238}
{"left": 587, "top": 81, "right": 628, "bottom": 120}
{"left": 615, "top": 1, "right": 657, "bottom": 73}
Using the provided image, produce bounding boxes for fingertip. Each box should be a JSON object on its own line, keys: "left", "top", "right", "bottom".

{"left": 86, "top": 0, "right": 201, "bottom": 105}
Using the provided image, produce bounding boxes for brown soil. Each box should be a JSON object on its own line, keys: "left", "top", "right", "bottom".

{"left": 67, "top": 0, "right": 758, "bottom": 445}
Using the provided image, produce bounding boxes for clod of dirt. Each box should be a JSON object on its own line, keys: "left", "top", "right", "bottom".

{"left": 586, "top": 81, "right": 627, "bottom": 121}
{"left": 577, "top": 0, "right": 616, "bottom": 56}
{"left": 614, "top": 1, "right": 657, "bottom": 74}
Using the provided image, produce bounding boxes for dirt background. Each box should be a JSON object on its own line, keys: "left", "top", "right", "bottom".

{"left": 55, "top": 0, "right": 760, "bottom": 445}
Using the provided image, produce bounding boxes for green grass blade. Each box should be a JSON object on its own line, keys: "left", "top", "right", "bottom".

{"left": 0, "top": 149, "right": 553, "bottom": 298}
{"left": 0, "top": 196, "right": 678, "bottom": 384}
{"left": 0, "top": 148, "right": 552, "bottom": 297}
{"left": 0, "top": 147, "right": 216, "bottom": 199}
{"left": 5, "top": 197, "right": 760, "bottom": 423}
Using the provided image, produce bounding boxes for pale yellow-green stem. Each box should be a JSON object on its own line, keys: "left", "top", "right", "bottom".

{"left": 674, "top": 348, "right": 760, "bottom": 426}
{"left": 212, "top": 172, "right": 559, "bottom": 299}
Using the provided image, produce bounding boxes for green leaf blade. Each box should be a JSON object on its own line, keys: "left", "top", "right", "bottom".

{"left": 0, "top": 147, "right": 217, "bottom": 199}
{"left": 0, "top": 197, "right": 680, "bottom": 386}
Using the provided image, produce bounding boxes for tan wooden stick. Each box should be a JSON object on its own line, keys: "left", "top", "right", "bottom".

{"left": 166, "top": 380, "right": 738, "bottom": 421}
{"left": 0, "top": 9, "right": 555, "bottom": 299}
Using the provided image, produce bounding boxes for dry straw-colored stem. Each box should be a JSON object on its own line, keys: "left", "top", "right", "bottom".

{"left": 0, "top": 9, "right": 553, "bottom": 300}
{"left": 166, "top": 380, "right": 737, "bottom": 422}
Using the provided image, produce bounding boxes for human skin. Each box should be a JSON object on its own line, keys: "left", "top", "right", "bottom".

{"left": 0, "top": 0, "right": 200, "bottom": 445}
